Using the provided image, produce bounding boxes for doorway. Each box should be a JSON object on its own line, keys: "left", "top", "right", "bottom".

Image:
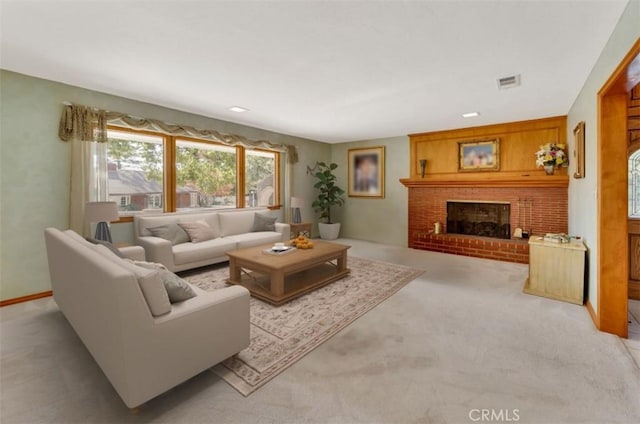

{"left": 629, "top": 84, "right": 640, "bottom": 300}
{"left": 597, "top": 39, "right": 640, "bottom": 338}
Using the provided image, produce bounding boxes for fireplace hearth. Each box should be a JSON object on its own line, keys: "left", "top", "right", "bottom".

{"left": 446, "top": 201, "right": 510, "bottom": 239}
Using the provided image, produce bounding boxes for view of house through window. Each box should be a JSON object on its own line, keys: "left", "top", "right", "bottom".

{"left": 105, "top": 127, "right": 280, "bottom": 216}
{"left": 107, "top": 129, "right": 164, "bottom": 213}
{"left": 245, "top": 149, "right": 276, "bottom": 207}
{"left": 175, "top": 139, "right": 237, "bottom": 210}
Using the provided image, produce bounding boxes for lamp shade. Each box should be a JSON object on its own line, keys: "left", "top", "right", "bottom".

{"left": 290, "top": 197, "right": 304, "bottom": 208}
{"left": 85, "top": 201, "right": 119, "bottom": 223}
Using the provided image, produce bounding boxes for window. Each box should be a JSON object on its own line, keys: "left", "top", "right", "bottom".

{"left": 148, "top": 194, "right": 162, "bottom": 209}
{"left": 110, "top": 195, "right": 131, "bottom": 207}
{"left": 105, "top": 127, "right": 280, "bottom": 218}
{"left": 629, "top": 150, "right": 640, "bottom": 217}
{"left": 107, "top": 129, "right": 164, "bottom": 214}
{"left": 176, "top": 139, "right": 237, "bottom": 210}
{"left": 245, "top": 149, "right": 277, "bottom": 207}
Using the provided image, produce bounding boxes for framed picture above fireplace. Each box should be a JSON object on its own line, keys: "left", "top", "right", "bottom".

{"left": 458, "top": 138, "right": 500, "bottom": 171}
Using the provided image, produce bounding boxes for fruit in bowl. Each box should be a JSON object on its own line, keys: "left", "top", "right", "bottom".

{"left": 289, "top": 235, "right": 314, "bottom": 249}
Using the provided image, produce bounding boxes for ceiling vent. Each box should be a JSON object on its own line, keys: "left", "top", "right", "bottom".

{"left": 497, "top": 74, "right": 521, "bottom": 89}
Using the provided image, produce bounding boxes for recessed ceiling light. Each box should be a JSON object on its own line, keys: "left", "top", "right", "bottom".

{"left": 462, "top": 112, "right": 480, "bottom": 118}
{"left": 228, "top": 106, "right": 249, "bottom": 113}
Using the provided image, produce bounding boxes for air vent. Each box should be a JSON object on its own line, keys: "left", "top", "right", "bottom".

{"left": 497, "top": 74, "right": 521, "bottom": 89}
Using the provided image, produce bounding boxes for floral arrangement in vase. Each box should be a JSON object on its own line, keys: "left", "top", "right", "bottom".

{"left": 535, "top": 143, "right": 568, "bottom": 174}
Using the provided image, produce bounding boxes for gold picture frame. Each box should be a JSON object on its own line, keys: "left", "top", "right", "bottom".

{"left": 573, "top": 121, "right": 585, "bottom": 179}
{"left": 458, "top": 139, "right": 500, "bottom": 171}
{"left": 348, "top": 146, "right": 385, "bottom": 198}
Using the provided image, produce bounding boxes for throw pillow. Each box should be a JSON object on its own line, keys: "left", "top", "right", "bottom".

{"left": 252, "top": 212, "right": 277, "bottom": 232}
{"left": 127, "top": 259, "right": 168, "bottom": 271}
{"left": 178, "top": 220, "right": 216, "bottom": 243}
{"left": 92, "top": 244, "right": 171, "bottom": 317}
{"left": 86, "top": 237, "right": 126, "bottom": 258}
{"left": 157, "top": 270, "right": 197, "bottom": 303}
{"left": 147, "top": 223, "right": 190, "bottom": 245}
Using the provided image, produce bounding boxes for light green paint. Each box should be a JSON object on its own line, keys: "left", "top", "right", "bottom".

{"left": 567, "top": 0, "right": 640, "bottom": 311}
{"left": 0, "top": 70, "right": 328, "bottom": 301}
{"left": 3, "top": 0, "right": 637, "bottom": 303}
{"left": 330, "top": 136, "right": 409, "bottom": 246}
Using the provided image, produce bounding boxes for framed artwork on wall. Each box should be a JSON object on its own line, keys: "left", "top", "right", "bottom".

{"left": 348, "top": 146, "right": 385, "bottom": 198}
{"left": 458, "top": 139, "right": 500, "bottom": 171}
{"left": 573, "top": 121, "right": 585, "bottom": 179}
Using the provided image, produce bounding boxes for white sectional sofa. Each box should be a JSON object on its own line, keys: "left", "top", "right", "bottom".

{"left": 44, "top": 228, "right": 250, "bottom": 409}
{"left": 134, "top": 208, "right": 290, "bottom": 272}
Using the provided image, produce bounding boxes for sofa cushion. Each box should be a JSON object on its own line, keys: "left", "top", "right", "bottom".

{"left": 172, "top": 237, "right": 237, "bottom": 265}
{"left": 225, "top": 231, "right": 283, "bottom": 249}
{"left": 178, "top": 220, "right": 216, "bottom": 243}
{"left": 218, "top": 211, "right": 255, "bottom": 237}
{"left": 86, "top": 237, "right": 126, "bottom": 258}
{"left": 137, "top": 215, "right": 178, "bottom": 237}
{"left": 157, "top": 270, "right": 197, "bottom": 303}
{"left": 147, "top": 223, "right": 190, "bottom": 245}
{"left": 251, "top": 212, "right": 277, "bottom": 232}
{"left": 63, "top": 229, "right": 94, "bottom": 247}
{"left": 93, "top": 244, "right": 171, "bottom": 317}
{"left": 129, "top": 260, "right": 167, "bottom": 270}
{"left": 129, "top": 260, "right": 196, "bottom": 303}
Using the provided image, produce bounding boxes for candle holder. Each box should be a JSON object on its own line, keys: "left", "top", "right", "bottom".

{"left": 419, "top": 159, "right": 427, "bottom": 178}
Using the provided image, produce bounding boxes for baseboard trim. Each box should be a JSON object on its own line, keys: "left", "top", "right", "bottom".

{"left": 586, "top": 299, "right": 599, "bottom": 329}
{"left": 0, "top": 291, "right": 53, "bottom": 307}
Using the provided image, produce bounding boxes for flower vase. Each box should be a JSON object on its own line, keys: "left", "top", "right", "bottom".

{"left": 544, "top": 165, "right": 555, "bottom": 175}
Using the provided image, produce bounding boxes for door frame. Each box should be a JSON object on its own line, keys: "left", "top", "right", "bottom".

{"left": 596, "top": 38, "right": 640, "bottom": 337}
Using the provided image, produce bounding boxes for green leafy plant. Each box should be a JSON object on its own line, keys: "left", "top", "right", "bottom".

{"left": 308, "top": 161, "right": 345, "bottom": 224}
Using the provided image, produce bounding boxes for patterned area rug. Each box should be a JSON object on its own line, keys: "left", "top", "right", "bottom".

{"left": 181, "top": 256, "right": 423, "bottom": 396}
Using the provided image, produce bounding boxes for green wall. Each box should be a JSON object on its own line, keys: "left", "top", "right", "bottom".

{"left": 567, "top": 0, "right": 639, "bottom": 311}
{"left": 330, "top": 136, "right": 409, "bottom": 246}
{"left": 0, "top": 70, "right": 329, "bottom": 301}
{"left": 3, "top": 0, "right": 637, "bottom": 303}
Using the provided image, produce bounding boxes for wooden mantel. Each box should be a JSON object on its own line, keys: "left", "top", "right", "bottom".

{"left": 404, "top": 116, "right": 569, "bottom": 264}
{"left": 400, "top": 173, "right": 569, "bottom": 188}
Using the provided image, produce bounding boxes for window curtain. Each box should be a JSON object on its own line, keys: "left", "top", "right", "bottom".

{"left": 59, "top": 103, "right": 299, "bottom": 228}
{"left": 58, "top": 105, "right": 108, "bottom": 236}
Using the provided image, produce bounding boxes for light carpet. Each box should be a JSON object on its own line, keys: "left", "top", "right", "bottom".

{"left": 181, "top": 256, "right": 423, "bottom": 396}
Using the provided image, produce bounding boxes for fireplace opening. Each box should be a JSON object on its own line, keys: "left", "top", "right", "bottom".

{"left": 446, "top": 201, "right": 511, "bottom": 239}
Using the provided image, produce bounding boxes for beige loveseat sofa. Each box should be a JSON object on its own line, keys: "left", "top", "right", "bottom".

{"left": 44, "top": 228, "right": 250, "bottom": 409}
{"left": 134, "top": 208, "right": 290, "bottom": 272}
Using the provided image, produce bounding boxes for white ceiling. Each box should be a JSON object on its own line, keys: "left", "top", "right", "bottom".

{"left": 0, "top": 0, "right": 629, "bottom": 143}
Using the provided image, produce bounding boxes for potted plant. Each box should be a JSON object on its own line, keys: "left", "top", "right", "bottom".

{"left": 308, "top": 161, "right": 345, "bottom": 240}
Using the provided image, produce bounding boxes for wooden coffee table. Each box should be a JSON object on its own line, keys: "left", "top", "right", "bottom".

{"left": 226, "top": 240, "right": 350, "bottom": 305}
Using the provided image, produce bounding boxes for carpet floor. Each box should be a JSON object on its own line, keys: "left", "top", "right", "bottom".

{"left": 181, "top": 256, "right": 423, "bottom": 395}
{"left": 1, "top": 238, "right": 639, "bottom": 423}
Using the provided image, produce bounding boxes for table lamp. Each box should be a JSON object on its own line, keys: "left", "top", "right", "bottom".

{"left": 85, "top": 201, "right": 119, "bottom": 243}
{"left": 290, "top": 197, "right": 304, "bottom": 224}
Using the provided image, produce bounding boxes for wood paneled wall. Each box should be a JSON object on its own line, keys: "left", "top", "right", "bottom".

{"left": 409, "top": 116, "right": 568, "bottom": 180}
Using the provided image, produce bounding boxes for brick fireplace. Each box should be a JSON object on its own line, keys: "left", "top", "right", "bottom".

{"left": 406, "top": 185, "right": 568, "bottom": 263}
{"left": 401, "top": 116, "right": 569, "bottom": 263}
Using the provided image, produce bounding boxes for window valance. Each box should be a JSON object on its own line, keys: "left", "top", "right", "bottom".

{"left": 58, "top": 103, "right": 298, "bottom": 164}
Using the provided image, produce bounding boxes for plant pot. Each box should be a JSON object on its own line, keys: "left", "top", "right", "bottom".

{"left": 544, "top": 164, "right": 555, "bottom": 175}
{"left": 318, "top": 222, "right": 341, "bottom": 240}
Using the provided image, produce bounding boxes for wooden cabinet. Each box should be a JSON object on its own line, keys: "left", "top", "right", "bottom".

{"left": 524, "top": 237, "right": 586, "bottom": 305}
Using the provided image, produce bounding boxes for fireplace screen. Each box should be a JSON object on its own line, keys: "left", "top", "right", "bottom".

{"left": 446, "top": 201, "right": 510, "bottom": 239}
